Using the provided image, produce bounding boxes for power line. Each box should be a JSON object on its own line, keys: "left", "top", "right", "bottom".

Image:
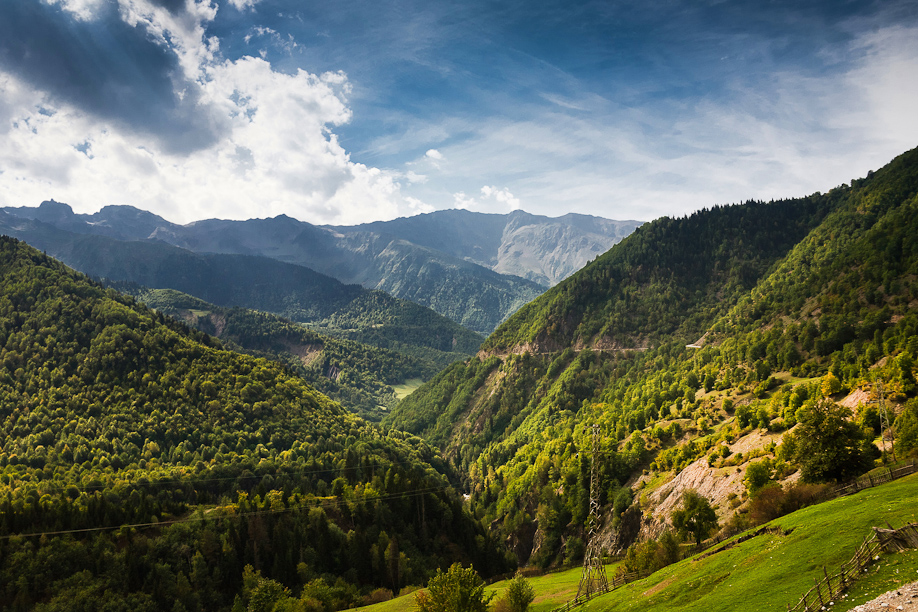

{"left": 0, "top": 483, "right": 453, "bottom": 540}
{"left": 1, "top": 452, "right": 446, "bottom": 496}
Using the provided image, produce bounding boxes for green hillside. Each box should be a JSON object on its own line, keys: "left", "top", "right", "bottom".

{"left": 357, "top": 472, "right": 918, "bottom": 612}
{"left": 114, "top": 286, "right": 444, "bottom": 421}
{"left": 0, "top": 237, "right": 509, "bottom": 610}
{"left": 385, "top": 146, "right": 918, "bottom": 568}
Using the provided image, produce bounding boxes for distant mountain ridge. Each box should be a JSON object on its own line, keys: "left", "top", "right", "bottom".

{"left": 0, "top": 202, "right": 640, "bottom": 332}
{"left": 329, "top": 208, "right": 642, "bottom": 286}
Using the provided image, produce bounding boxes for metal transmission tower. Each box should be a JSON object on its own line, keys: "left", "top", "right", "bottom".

{"left": 576, "top": 424, "right": 609, "bottom": 601}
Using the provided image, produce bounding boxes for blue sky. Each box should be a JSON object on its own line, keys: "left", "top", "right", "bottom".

{"left": 0, "top": 0, "right": 916, "bottom": 224}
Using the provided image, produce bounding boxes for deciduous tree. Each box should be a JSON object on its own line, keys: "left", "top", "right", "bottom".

{"left": 671, "top": 490, "right": 718, "bottom": 547}
{"left": 416, "top": 564, "right": 493, "bottom": 612}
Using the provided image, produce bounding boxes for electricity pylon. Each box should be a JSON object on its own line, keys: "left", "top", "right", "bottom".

{"left": 576, "top": 423, "right": 609, "bottom": 600}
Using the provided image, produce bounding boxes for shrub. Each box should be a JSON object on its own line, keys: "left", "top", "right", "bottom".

{"left": 748, "top": 482, "right": 832, "bottom": 525}
{"left": 363, "top": 589, "right": 394, "bottom": 606}
{"left": 500, "top": 573, "right": 535, "bottom": 612}
{"left": 416, "top": 564, "right": 493, "bottom": 612}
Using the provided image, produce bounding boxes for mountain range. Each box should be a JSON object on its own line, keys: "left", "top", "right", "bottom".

{"left": 0, "top": 203, "right": 640, "bottom": 334}
{"left": 0, "top": 210, "right": 483, "bottom": 365}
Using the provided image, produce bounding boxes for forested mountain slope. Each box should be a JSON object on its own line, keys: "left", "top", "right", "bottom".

{"left": 385, "top": 146, "right": 918, "bottom": 568}
{"left": 113, "top": 286, "right": 442, "bottom": 422}
{"left": 387, "top": 190, "right": 837, "bottom": 448}
{"left": 0, "top": 215, "right": 483, "bottom": 367}
{"left": 0, "top": 237, "right": 509, "bottom": 609}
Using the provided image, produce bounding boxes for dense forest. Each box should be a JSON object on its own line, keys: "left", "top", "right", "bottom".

{"left": 0, "top": 237, "right": 510, "bottom": 610}
{"left": 106, "top": 286, "right": 444, "bottom": 421}
{"left": 386, "top": 146, "right": 918, "bottom": 567}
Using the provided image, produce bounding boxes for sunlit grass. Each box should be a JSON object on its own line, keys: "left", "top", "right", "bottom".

{"left": 584, "top": 472, "right": 918, "bottom": 612}
{"left": 392, "top": 378, "right": 425, "bottom": 400}
{"left": 356, "top": 474, "right": 918, "bottom": 612}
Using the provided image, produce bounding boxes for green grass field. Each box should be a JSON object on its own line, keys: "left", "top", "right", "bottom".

{"left": 583, "top": 472, "right": 918, "bottom": 612}
{"left": 354, "top": 563, "right": 623, "bottom": 612}
{"left": 392, "top": 378, "right": 425, "bottom": 400}
{"left": 358, "top": 472, "right": 918, "bottom": 612}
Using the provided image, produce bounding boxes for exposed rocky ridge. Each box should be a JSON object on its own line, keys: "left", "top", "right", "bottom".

{"left": 330, "top": 208, "right": 642, "bottom": 286}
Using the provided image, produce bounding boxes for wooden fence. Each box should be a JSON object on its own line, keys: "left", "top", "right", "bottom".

{"left": 550, "top": 568, "right": 653, "bottom": 612}
{"left": 834, "top": 460, "right": 918, "bottom": 497}
{"left": 787, "top": 522, "right": 918, "bottom": 612}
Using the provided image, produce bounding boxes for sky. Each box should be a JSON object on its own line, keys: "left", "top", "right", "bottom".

{"left": 0, "top": 0, "right": 917, "bottom": 225}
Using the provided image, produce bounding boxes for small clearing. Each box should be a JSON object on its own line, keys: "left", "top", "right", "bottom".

{"left": 392, "top": 378, "right": 424, "bottom": 400}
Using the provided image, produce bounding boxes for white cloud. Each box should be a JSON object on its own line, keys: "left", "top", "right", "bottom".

{"left": 227, "top": 0, "right": 261, "bottom": 10}
{"left": 425, "top": 148, "right": 443, "bottom": 160}
{"left": 481, "top": 185, "right": 520, "bottom": 211}
{"left": 404, "top": 196, "right": 434, "bottom": 215}
{"left": 452, "top": 191, "right": 476, "bottom": 210}
{"left": 43, "top": 0, "right": 106, "bottom": 21}
{"left": 0, "top": 2, "right": 424, "bottom": 225}
{"left": 405, "top": 23, "right": 918, "bottom": 221}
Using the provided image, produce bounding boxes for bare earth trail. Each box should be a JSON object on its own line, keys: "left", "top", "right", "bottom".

{"left": 848, "top": 580, "right": 918, "bottom": 611}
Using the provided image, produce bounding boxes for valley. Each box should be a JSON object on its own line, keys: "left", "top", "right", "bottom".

{"left": 1, "top": 146, "right": 918, "bottom": 610}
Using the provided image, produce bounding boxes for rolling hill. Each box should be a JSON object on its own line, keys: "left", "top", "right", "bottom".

{"left": 109, "top": 285, "right": 447, "bottom": 422}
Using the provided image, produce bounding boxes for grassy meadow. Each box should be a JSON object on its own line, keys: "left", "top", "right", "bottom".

{"left": 359, "top": 472, "right": 918, "bottom": 612}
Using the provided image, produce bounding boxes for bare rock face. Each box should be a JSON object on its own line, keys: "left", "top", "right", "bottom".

{"left": 647, "top": 458, "right": 746, "bottom": 525}
{"left": 506, "top": 520, "right": 538, "bottom": 566}
{"left": 627, "top": 428, "right": 792, "bottom": 545}
{"left": 609, "top": 505, "right": 646, "bottom": 555}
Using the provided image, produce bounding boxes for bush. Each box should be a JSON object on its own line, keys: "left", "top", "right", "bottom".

{"left": 499, "top": 573, "right": 535, "bottom": 612}
{"left": 748, "top": 482, "right": 832, "bottom": 525}
{"left": 363, "top": 589, "right": 393, "bottom": 606}
{"left": 416, "top": 564, "right": 493, "bottom": 612}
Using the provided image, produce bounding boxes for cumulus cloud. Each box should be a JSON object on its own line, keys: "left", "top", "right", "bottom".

{"left": 448, "top": 186, "right": 521, "bottom": 212}
{"left": 425, "top": 148, "right": 443, "bottom": 160}
{"left": 452, "top": 192, "right": 477, "bottom": 210}
{"left": 480, "top": 185, "right": 521, "bottom": 211}
{"left": 0, "top": 0, "right": 421, "bottom": 224}
{"left": 227, "top": 0, "right": 261, "bottom": 10}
